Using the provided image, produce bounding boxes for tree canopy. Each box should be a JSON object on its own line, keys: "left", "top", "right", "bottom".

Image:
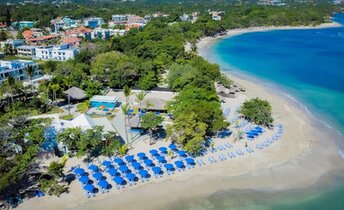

{"left": 240, "top": 98, "right": 273, "bottom": 126}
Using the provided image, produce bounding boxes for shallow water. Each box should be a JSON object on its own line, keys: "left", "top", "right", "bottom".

{"left": 167, "top": 171, "right": 344, "bottom": 210}
{"left": 209, "top": 13, "right": 344, "bottom": 136}
{"left": 167, "top": 13, "right": 344, "bottom": 210}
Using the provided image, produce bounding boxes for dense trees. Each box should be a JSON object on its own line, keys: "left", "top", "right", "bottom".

{"left": 240, "top": 98, "right": 273, "bottom": 126}
{"left": 141, "top": 112, "right": 164, "bottom": 145}
{"left": 57, "top": 127, "right": 124, "bottom": 158}
{"left": 0, "top": 115, "right": 50, "bottom": 195}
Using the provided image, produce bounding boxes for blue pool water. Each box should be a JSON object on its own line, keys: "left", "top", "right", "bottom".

{"left": 211, "top": 13, "right": 344, "bottom": 135}
{"left": 167, "top": 13, "right": 344, "bottom": 210}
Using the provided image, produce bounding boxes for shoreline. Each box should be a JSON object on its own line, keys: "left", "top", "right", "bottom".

{"left": 194, "top": 22, "right": 342, "bottom": 55}
{"left": 18, "top": 22, "right": 344, "bottom": 210}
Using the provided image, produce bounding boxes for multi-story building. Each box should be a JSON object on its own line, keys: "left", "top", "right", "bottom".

{"left": 112, "top": 15, "right": 128, "bottom": 25}
{"left": 13, "top": 21, "right": 35, "bottom": 29}
{"left": 0, "top": 39, "right": 25, "bottom": 50}
{"left": 209, "top": 11, "right": 224, "bottom": 21}
{"left": 51, "top": 16, "right": 78, "bottom": 32}
{"left": 16, "top": 45, "right": 36, "bottom": 57}
{"left": 84, "top": 18, "right": 103, "bottom": 29}
{"left": 35, "top": 44, "right": 79, "bottom": 61}
{"left": 0, "top": 60, "right": 42, "bottom": 83}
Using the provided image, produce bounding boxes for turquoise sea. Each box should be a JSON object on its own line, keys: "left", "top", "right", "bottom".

{"left": 169, "top": 14, "right": 344, "bottom": 210}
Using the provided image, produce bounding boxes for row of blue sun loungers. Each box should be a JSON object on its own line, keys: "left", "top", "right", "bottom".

{"left": 73, "top": 144, "right": 198, "bottom": 198}
{"left": 255, "top": 125, "right": 284, "bottom": 150}
{"left": 73, "top": 124, "right": 284, "bottom": 198}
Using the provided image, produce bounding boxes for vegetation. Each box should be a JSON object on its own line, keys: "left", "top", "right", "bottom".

{"left": 141, "top": 112, "right": 164, "bottom": 145}
{"left": 240, "top": 98, "right": 273, "bottom": 126}
{"left": 0, "top": 115, "right": 51, "bottom": 195}
{"left": 0, "top": 0, "right": 338, "bottom": 200}
{"left": 57, "top": 127, "right": 124, "bottom": 159}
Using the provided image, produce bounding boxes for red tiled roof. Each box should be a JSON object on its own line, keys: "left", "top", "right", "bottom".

{"left": 66, "top": 26, "right": 92, "bottom": 36}
{"left": 28, "top": 34, "right": 60, "bottom": 42}
{"left": 61, "top": 36, "right": 81, "bottom": 46}
{"left": 23, "top": 30, "right": 34, "bottom": 39}
{"left": 125, "top": 23, "right": 142, "bottom": 31}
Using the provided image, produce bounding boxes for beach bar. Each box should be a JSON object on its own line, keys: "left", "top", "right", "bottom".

{"left": 90, "top": 95, "right": 119, "bottom": 110}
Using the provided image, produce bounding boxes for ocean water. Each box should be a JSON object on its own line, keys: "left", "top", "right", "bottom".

{"left": 210, "top": 13, "right": 344, "bottom": 135}
{"left": 168, "top": 14, "right": 344, "bottom": 210}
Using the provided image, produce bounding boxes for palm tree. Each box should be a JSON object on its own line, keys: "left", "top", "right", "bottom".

{"left": 64, "top": 77, "right": 72, "bottom": 115}
{"left": 120, "top": 103, "right": 130, "bottom": 147}
{"left": 26, "top": 65, "right": 34, "bottom": 84}
{"left": 50, "top": 84, "right": 59, "bottom": 105}
{"left": 6, "top": 76, "right": 16, "bottom": 105}
{"left": 123, "top": 85, "right": 131, "bottom": 104}
{"left": 135, "top": 90, "right": 146, "bottom": 116}
{"left": 123, "top": 85, "right": 132, "bottom": 138}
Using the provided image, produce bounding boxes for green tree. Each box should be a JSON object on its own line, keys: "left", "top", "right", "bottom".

{"left": 0, "top": 30, "right": 8, "bottom": 41}
{"left": 240, "top": 98, "right": 273, "bottom": 126}
{"left": 166, "top": 112, "right": 207, "bottom": 155}
{"left": 120, "top": 104, "right": 131, "bottom": 146}
{"left": 50, "top": 83, "right": 59, "bottom": 104}
{"left": 135, "top": 90, "right": 146, "bottom": 115}
{"left": 57, "top": 127, "right": 82, "bottom": 155}
{"left": 138, "top": 71, "right": 158, "bottom": 90}
{"left": 76, "top": 126, "right": 103, "bottom": 160}
{"left": 141, "top": 112, "right": 163, "bottom": 145}
{"left": 91, "top": 51, "right": 138, "bottom": 87}
{"left": 39, "top": 179, "right": 66, "bottom": 197}
{"left": 47, "top": 161, "right": 65, "bottom": 179}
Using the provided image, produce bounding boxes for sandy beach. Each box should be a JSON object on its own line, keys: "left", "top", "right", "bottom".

{"left": 17, "top": 22, "right": 344, "bottom": 210}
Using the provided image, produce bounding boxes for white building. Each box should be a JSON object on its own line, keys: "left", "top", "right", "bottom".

{"left": 17, "top": 45, "right": 36, "bottom": 57}
{"left": 84, "top": 18, "right": 104, "bottom": 29}
{"left": 90, "top": 28, "right": 126, "bottom": 39}
{"left": 209, "top": 11, "right": 224, "bottom": 21}
{"left": 0, "top": 39, "right": 25, "bottom": 49}
{"left": 35, "top": 44, "right": 79, "bottom": 61}
{"left": 0, "top": 60, "right": 42, "bottom": 83}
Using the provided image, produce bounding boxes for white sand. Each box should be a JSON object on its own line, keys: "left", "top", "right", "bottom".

{"left": 17, "top": 22, "right": 344, "bottom": 210}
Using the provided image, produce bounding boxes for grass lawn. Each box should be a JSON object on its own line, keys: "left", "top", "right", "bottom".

{"left": 77, "top": 101, "right": 89, "bottom": 113}
{"left": 59, "top": 114, "right": 74, "bottom": 120}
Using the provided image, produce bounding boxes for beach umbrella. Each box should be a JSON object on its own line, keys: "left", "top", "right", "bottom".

{"left": 98, "top": 180, "right": 109, "bottom": 189}
{"left": 144, "top": 159, "right": 154, "bottom": 167}
{"left": 92, "top": 172, "right": 103, "bottom": 180}
{"left": 125, "top": 155, "right": 135, "bottom": 162}
{"left": 152, "top": 166, "right": 162, "bottom": 174}
{"left": 185, "top": 158, "right": 195, "bottom": 165}
{"left": 149, "top": 149, "right": 158, "bottom": 156}
{"left": 83, "top": 184, "right": 94, "bottom": 192}
{"left": 114, "top": 157, "right": 124, "bottom": 165}
{"left": 107, "top": 168, "right": 119, "bottom": 176}
{"left": 175, "top": 161, "right": 185, "bottom": 169}
{"left": 126, "top": 173, "right": 136, "bottom": 182}
{"left": 138, "top": 169, "right": 149, "bottom": 178}
{"left": 255, "top": 129, "right": 263, "bottom": 133}
{"left": 79, "top": 176, "right": 90, "bottom": 184}
{"left": 88, "top": 164, "right": 99, "bottom": 172}
{"left": 255, "top": 126, "right": 263, "bottom": 131}
{"left": 247, "top": 135, "right": 255, "bottom": 139}
{"left": 158, "top": 147, "right": 167, "bottom": 153}
{"left": 168, "top": 144, "right": 177, "bottom": 150}
{"left": 137, "top": 152, "right": 146, "bottom": 159}
{"left": 74, "top": 168, "right": 85, "bottom": 175}
{"left": 102, "top": 160, "right": 112, "bottom": 167}
{"left": 177, "top": 150, "right": 187, "bottom": 157}
{"left": 119, "top": 165, "right": 129, "bottom": 173}
{"left": 113, "top": 176, "right": 124, "bottom": 185}
{"left": 156, "top": 156, "right": 166, "bottom": 163}
{"left": 132, "top": 162, "right": 142, "bottom": 170}
{"left": 164, "top": 163, "right": 174, "bottom": 171}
